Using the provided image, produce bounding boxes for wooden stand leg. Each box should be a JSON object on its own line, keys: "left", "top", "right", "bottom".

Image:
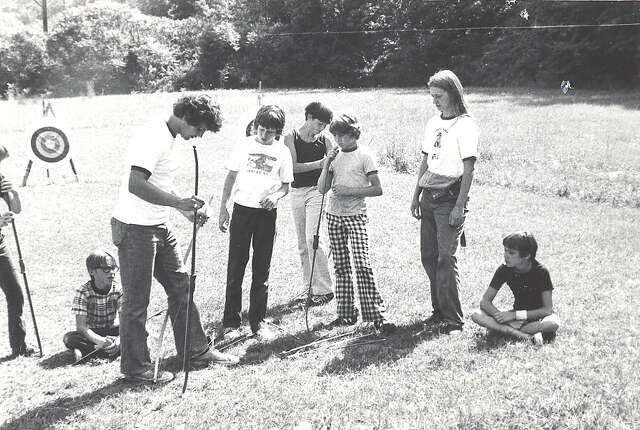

{"left": 21, "top": 160, "right": 33, "bottom": 187}
{"left": 69, "top": 158, "right": 79, "bottom": 182}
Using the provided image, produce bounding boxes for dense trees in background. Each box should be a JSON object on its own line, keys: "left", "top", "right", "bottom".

{"left": 0, "top": 0, "right": 637, "bottom": 97}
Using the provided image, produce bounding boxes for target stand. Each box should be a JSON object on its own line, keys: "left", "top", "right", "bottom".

{"left": 22, "top": 101, "right": 79, "bottom": 186}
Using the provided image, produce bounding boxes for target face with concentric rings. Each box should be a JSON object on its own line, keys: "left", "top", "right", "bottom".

{"left": 30, "top": 126, "right": 70, "bottom": 163}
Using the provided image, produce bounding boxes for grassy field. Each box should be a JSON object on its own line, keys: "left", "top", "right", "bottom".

{"left": 0, "top": 88, "right": 639, "bottom": 429}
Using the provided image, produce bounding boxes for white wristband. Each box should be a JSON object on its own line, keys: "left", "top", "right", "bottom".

{"left": 515, "top": 310, "right": 527, "bottom": 321}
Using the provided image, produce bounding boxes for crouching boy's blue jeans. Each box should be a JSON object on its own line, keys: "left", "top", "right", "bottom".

{"left": 111, "top": 218, "right": 209, "bottom": 376}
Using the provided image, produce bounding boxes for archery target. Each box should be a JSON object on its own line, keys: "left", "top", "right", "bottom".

{"left": 30, "top": 126, "right": 70, "bottom": 163}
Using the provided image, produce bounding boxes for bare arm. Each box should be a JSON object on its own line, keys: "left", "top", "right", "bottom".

{"left": 318, "top": 147, "right": 339, "bottom": 194}
{"left": 75, "top": 315, "right": 112, "bottom": 350}
{"left": 128, "top": 169, "right": 203, "bottom": 212}
{"left": 1, "top": 177, "right": 21, "bottom": 214}
{"left": 410, "top": 153, "right": 429, "bottom": 219}
{"left": 260, "top": 183, "right": 290, "bottom": 210}
{"left": 449, "top": 158, "right": 475, "bottom": 227}
{"left": 218, "top": 170, "right": 237, "bottom": 232}
{"left": 522, "top": 290, "right": 554, "bottom": 321}
{"left": 332, "top": 172, "right": 382, "bottom": 197}
{"left": 479, "top": 286, "right": 501, "bottom": 317}
{"left": 283, "top": 132, "right": 324, "bottom": 173}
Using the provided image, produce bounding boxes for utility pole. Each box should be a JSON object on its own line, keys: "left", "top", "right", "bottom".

{"left": 42, "top": 0, "right": 48, "bottom": 33}
{"left": 33, "top": 0, "right": 48, "bottom": 33}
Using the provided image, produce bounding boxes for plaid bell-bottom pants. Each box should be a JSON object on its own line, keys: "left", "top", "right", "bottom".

{"left": 326, "top": 213, "right": 386, "bottom": 322}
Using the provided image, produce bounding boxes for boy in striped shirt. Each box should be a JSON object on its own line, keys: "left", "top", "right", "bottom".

{"left": 63, "top": 250, "right": 121, "bottom": 362}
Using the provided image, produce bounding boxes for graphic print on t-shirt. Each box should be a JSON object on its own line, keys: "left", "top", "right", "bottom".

{"left": 247, "top": 153, "right": 276, "bottom": 174}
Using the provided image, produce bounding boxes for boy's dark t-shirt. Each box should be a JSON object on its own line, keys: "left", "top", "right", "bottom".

{"left": 489, "top": 260, "right": 553, "bottom": 310}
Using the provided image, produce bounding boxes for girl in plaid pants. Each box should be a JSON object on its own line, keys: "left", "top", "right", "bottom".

{"left": 318, "top": 114, "right": 395, "bottom": 334}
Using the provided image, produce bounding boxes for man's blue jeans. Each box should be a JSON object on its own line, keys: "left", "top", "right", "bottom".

{"left": 111, "top": 218, "right": 209, "bottom": 376}
{"left": 0, "top": 235, "right": 27, "bottom": 354}
{"left": 419, "top": 192, "right": 464, "bottom": 326}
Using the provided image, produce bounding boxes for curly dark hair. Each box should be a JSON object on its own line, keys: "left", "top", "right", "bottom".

{"left": 173, "top": 95, "right": 223, "bottom": 133}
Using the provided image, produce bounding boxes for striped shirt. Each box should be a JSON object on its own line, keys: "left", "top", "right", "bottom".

{"left": 71, "top": 280, "right": 122, "bottom": 329}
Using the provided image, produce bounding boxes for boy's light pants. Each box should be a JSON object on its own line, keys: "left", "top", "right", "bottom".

{"left": 290, "top": 186, "right": 333, "bottom": 296}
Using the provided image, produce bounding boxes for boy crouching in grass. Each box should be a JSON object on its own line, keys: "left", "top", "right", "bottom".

{"left": 318, "top": 114, "right": 395, "bottom": 334}
{"left": 471, "top": 232, "right": 560, "bottom": 345}
{"left": 63, "top": 250, "right": 122, "bottom": 362}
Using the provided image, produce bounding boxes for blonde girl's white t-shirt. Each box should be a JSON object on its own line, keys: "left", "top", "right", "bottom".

{"left": 327, "top": 146, "right": 378, "bottom": 216}
{"left": 421, "top": 114, "right": 479, "bottom": 177}
{"left": 113, "top": 119, "right": 181, "bottom": 225}
{"left": 226, "top": 136, "right": 294, "bottom": 209}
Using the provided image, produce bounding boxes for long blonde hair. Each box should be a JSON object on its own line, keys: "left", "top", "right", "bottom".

{"left": 428, "top": 70, "right": 469, "bottom": 117}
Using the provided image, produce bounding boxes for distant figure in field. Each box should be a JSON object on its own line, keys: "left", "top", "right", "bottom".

{"left": 410, "top": 69, "right": 479, "bottom": 334}
{"left": 318, "top": 114, "right": 395, "bottom": 334}
{"left": 63, "top": 250, "right": 121, "bottom": 363}
{"left": 283, "top": 102, "right": 335, "bottom": 307}
{"left": 111, "top": 95, "right": 239, "bottom": 384}
{"left": 471, "top": 232, "right": 560, "bottom": 345}
{"left": 218, "top": 105, "right": 293, "bottom": 342}
{"left": 0, "top": 145, "right": 33, "bottom": 358}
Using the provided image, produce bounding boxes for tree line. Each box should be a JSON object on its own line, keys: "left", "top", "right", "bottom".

{"left": 1, "top": 0, "right": 638, "bottom": 98}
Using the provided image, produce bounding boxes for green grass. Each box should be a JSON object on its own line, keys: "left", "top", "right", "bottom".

{"left": 0, "top": 88, "right": 639, "bottom": 429}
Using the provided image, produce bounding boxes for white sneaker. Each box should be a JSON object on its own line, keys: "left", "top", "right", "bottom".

{"left": 252, "top": 326, "right": 277, "bottom": 342}
{"left": 532, "top": 332, "right": 544, "bottom": 346}
{"left": 191, "top": 349, "right": 240, "bottom": 367}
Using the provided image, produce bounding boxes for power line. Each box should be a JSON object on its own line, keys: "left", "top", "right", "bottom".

{"left": 263, "top": 22, "right": 640, "bottom": 37}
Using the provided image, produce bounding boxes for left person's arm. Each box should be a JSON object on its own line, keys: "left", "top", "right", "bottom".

{"left": 448, "top": 158, "right": 475, "bottom": 227}
{"left": 0, "top": 177, "right": 21, "bottom": 213}
{"left": 332, "top": 172, "right": 383, "bottom": 197}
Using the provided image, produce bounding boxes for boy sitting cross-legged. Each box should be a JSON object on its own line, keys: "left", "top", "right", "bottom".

{"left": 63, "top": 249, "right": 122, "bottom": 362}
{"left": 471, "top": 232, "right": 560, "bottom": 345}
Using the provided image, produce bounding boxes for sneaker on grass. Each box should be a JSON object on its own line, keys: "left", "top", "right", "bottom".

{"left": 306, "top": 292, "right": 335, "bottom": 308}
{"left": 125, "top": 369, "right": 175, "bottom": 384}
{"left": 73, "top": 348, "right": 83, "bottom": 362}
{"left": 373, "top": 320, "right": 396, "bottom": 335}
{"left": 252, "top": 325, "right": 277, "bottom": 342}
{"left": 327, "top": 316, "right": 357, "bottom": 329}
{"left": 191, "top": 349, "right": 240, "bottom": 367}
{"left": 221, "top": 327, "right": 245, "bottom": 342}
{"left": 437, "top": 321, "right": 463, "bottom": 335}
{"left": 531, "top": 332, "right": 544, "bottom": 347}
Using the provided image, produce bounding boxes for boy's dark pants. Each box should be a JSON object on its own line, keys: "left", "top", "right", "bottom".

{"left": 63, "top": 326, "right": 120, "bottom": 358}
{"left": 419, "top": 192, "right": 464, "bottom": 326}
{"left": 223, "top": 204, "right": 276, "bottom": 332}
{"left": 0, "top": 235, "right": 27, "bottom": 355}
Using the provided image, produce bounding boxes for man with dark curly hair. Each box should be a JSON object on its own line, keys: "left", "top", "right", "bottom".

{"left": 111, "top": 95, "right": 238, "bottom": 384}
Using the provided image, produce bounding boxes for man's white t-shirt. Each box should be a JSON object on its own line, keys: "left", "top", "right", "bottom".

{"left": 226, "top": 136, "right": 294, "bottom": 209}
{"left": 421, "top": 114, "right": 479, "bottom": 177}
{"left": 113, "top": 119, "right": 181, "bottom": 225}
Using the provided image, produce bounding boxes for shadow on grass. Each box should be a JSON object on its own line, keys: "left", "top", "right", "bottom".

{"left": 39, "top": 351, "right": 73, "bottom": 369}
{"left": 319, "top": 322, "right": 440, "bottom": 375}
{"left": 235, "top": 321, "right": 443, "bottom": 370}
{"left": 0, "top": 380, "right": 153, "bottom": 430}
{"left": 201, "top": 296, "right": 307, "bottom": 336}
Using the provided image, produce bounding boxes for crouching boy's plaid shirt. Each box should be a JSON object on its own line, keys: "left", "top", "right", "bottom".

{"left": 71, "top": 280, "right": 122, "bottom": 329}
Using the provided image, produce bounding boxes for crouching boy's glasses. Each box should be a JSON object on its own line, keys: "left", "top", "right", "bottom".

{"left": 100, "top": 266, "right": 119, "bottom": 273}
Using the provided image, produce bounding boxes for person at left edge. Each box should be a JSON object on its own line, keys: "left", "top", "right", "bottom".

{"left": 0, "top": 144, "right": 34, "bottom": 358}
{"left": 111, "top": 95, "right": 239, "bottom": 384}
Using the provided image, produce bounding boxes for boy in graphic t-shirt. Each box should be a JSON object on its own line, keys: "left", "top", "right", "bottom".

{"left": 471, "top": 232, "right": 560, "bottom": 345}
{"left": 218, "top": 105, "right": 293, "bottom": 341}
